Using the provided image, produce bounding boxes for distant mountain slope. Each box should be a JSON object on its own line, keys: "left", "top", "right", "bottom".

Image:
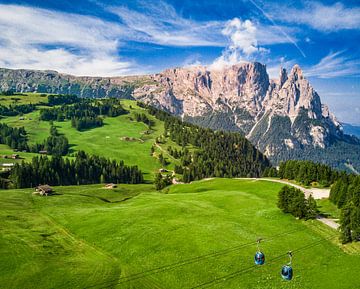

{"left": 0, "top": 67, "right": 148, "bottom": 98}
{"left": 342, "top": 123, "right": 360, "bottom": 138}
{"left": 1, "top": 64, "right": 359, "bottom": 171}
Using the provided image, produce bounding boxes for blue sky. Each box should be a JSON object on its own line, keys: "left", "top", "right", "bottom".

{"left": 0, "top": 0, "right": 359, "bottom": 124}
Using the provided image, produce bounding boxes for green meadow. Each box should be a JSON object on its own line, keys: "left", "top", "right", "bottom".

{"left": 0, "top": 96, "right": 181, "bottom": 180}
{"left": 0, "top": 92, "right": 48, "bottom": 106}
{"left": 1, "top": 93, "right": 359, "bottom": 289}
{"left": 1, "top": 179, "right": 359, "bottom": 289}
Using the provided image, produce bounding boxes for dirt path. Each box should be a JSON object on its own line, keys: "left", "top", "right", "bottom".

{"left": 236, "top": 178, "right": 330, "bottom": 199}
{"left": 236, "top": 178, "right": 340, "bottom": 230}
{"left": 317, "top": 216, "right": 340, "bottom": 230}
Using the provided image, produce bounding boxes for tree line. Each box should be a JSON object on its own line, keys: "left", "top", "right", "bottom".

{"left": 134, "top": 113, "right": 155, "bottom": 128}
{"left": 40, "top": 98, "right": 127, "bottom": 130}
{"left": 273, "top": 160, "right": 341, "bottom": 187}
{"left": 138, "top": 102, "right": 271, "bottom": 182}
{"left": 0, "top": 104, "right": 36, "bottom": 116}
{"left": 272, "top": 160, "right": 359, "bottom": 243}
{"left": 0, "top": 123, "right": 28, "bottom": 151}
{"left": 47, "top": 94, "right": 80, "bottom": 106}
{"left": 330, "top": 175, "right": 360, "bottom": 243}
{"left": 0, "top": 123, "right": 69, "bottom": 156}
{"left": 31, "top": 126, "right": 69, "bottom": 156}
{"left": 277, "top": 186, "right": 318, "bottom": 219}
{"left": 9, "top": 150, "right": 143, "bottom": 188}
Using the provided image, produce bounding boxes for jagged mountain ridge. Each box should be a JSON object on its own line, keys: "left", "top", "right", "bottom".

{"left": 133, "top": 63, "right": 343, "bottom": 151}
{"left": 0, "top": 63, "right": 359, "bottom": 171}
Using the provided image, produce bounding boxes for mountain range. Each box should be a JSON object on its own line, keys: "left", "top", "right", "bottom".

{"left": 0, "top": 63, "right": 359, "bottom": 171}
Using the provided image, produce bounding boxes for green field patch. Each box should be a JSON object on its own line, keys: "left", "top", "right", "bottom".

{"left": 317, "top": 198, "right": 341, "bottom": 219}
{"left": 0, "top": 93, "right": 48, "bottom": 106}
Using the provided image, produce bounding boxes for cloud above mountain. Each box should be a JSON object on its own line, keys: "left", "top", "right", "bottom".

{"left": 210, "top": 18, "right": 268, "bottom": 69}
{"left": 0, "top": 1, "right": 297, "bottom": 76}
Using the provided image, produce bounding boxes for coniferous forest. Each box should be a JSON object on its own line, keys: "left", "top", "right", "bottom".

{"left": 9, "top": 151, "right": 143, "bottom": 188}
{"left": 0, "top": 123, "right": 29, "bottom": 151}
{"left": 276, "top": 160, "right": 342, "bottom": 186}
{"left": 139, "top": 102, "right": 271, "bottom": 181}
{"left": 330, "top": 175, "right": 360, "bottom": 243}
{"left": 277, "top": 186, "right": 318, "bottom": 220}
{"left": 40, "top": 97, "right": 127, "bottom": 130}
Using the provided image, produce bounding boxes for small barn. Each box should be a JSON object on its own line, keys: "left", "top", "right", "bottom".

{"left": 36, "top": 185, "right": 53, "bottom": 196}
{"left": 104, "top": 183, "right": 117, "bottom": 189}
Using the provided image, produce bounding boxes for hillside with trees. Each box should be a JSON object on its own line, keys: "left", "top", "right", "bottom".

{"left": 140, "top": 102, "right": 271, "bottom": 182}
{"left": 9, "top": 151, "right": 143, "bottom": 188}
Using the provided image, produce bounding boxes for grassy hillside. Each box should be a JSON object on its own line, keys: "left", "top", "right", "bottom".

{"left": 0, "top": 94, "right": 182, "bottom": 180}
{"left": 1, "top": 179, "right": 359, "bottom": 289}
{"left": 0, "top": 92, "right": 48, "bottom": 106}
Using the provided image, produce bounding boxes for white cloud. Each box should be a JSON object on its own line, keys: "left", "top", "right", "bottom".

{"left": 210, "top": 18, "right": 268, "bottom": 70}
{"left": 304, "top": 51, "right": 360, "bottom": 78}
{"left": 269, "top": 2, "right": 360, "bottom": 32}
{"left": 0, "top": 4, "right": 136, "bottom": 76}
{"left": 109, "top": 2, "right": 224, "bottom": 47}
{"left": 0, "top": 2, "right": 304, "bottom": 76}
{"left": 223, "top": 18, "right": 259, "bottom": 55}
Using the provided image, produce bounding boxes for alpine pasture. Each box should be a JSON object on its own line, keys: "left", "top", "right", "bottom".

{"left": 0, "top": 93, "right": 359, "bottom": 289}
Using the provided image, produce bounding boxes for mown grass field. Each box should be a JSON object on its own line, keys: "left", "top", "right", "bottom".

{"left": 0, "top": 96, "right": 181, "bottom": 180}
{"left": 1, "top": 179, "right": 359, "bottom": 289}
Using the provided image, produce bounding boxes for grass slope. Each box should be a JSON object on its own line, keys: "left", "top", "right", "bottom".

{"left": 0, "top": 97, "right": 182, "bottom": 180}
{"left": 0, "top": 92, "right": 48, "bottom": 106}
{"left": 1, "top": 179, "right": 359, "bottom": 289}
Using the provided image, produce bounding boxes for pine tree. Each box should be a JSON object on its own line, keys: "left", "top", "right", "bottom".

{"left": 340, "top": 204, "right": 353, "bottom": 243}
{"left": 306, "top": 195, "right": 318, "bottom": 219}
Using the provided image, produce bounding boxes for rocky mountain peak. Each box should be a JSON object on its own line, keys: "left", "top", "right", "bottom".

{"left": 263, "top": 64, "right": 323, "bottom": 123}
{"left": 289, "top": 64, "right": 304, "bottom": 79}
{"left": 279, "top": 67, "right": 288, "bottom": 88}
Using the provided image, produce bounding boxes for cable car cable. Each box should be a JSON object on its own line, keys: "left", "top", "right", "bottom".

{"left": 190, "top": 236, "right": 335, "bottom": 289}
{"left": 84, "top": 228, "right": 306, "bottom": 289}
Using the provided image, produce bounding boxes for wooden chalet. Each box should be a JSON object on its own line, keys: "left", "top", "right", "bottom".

{"left": 104, "top": 183, "right": 117, "bottom": 189}
{"left": 35, "top": 185, "right": 53, "bottom": 196}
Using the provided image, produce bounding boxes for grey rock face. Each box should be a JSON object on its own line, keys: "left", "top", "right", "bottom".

{"left": 134, "top": 62, "right": 343, "bottom": 154}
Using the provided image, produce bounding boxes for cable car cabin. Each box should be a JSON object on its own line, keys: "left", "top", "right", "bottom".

{"left": 254, "top": 252, "right": 265, "bottom": 265}
{"left": 281, "top": 265, "right": 293, "bottom": 280}
{"left": 35, "top": 185, "right": 53, "bottom": 196}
